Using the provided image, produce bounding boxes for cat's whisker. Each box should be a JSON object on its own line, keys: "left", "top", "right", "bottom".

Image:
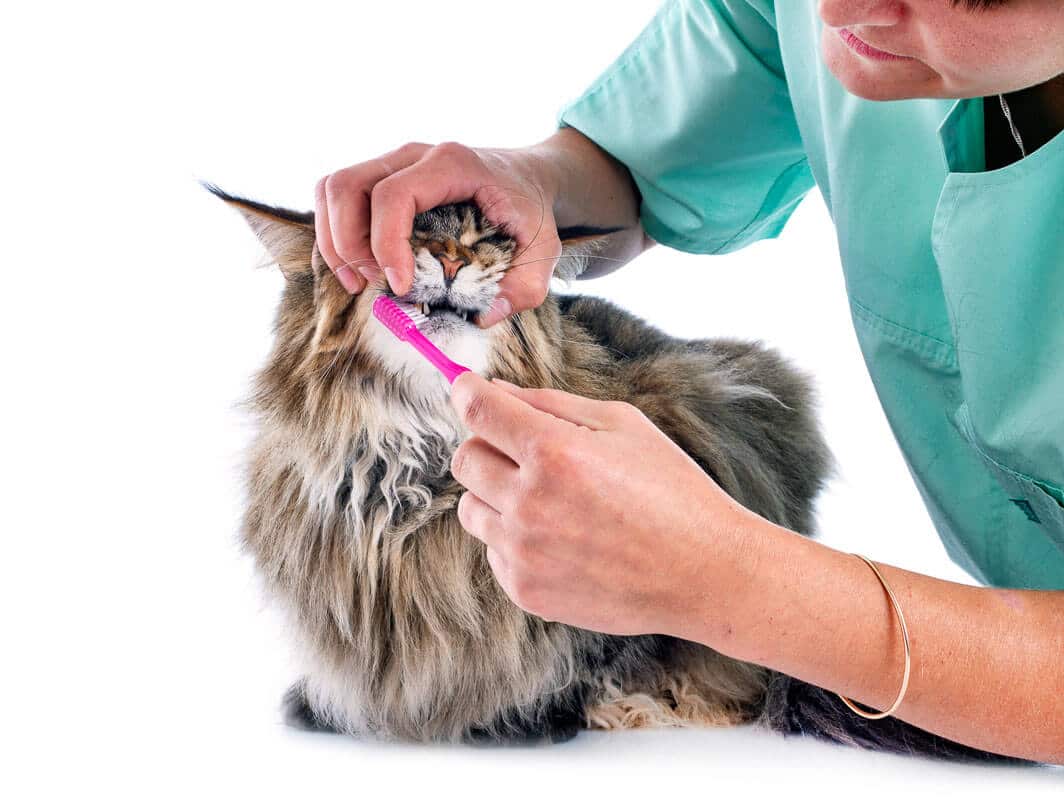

{"left": 508, "top": 183, "right": 548, "bottom": 265}
{"left": 506, "top": 254, "right": 630, "bottom": 271}
{"left": 334, "top": 257, "right": 385, "bottom": 272}
{"left": 318, "top": 329, "right": 355, "bottom": 383}
{"left": 494, "top": 300, "right": 630, "bottom": 362}
{"left": 496, "top": 314, "right": 587, "bottom": 384}
{"left": 474, "top": 185, "right": 544, "bottom": 213}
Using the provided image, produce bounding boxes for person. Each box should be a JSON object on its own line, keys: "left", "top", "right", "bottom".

{"left": 313, "top": 0, "right": 1064, "bottom": 762}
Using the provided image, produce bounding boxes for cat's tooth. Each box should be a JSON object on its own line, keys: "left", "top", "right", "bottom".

{"left": 420, "top": 303, "right": 430, "bottom": 317}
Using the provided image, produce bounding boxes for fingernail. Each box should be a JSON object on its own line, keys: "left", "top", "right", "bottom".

{"left": 491, "top": 378, "right": 520, "bottom": 390}
{"left": 357, "top": 266, "right": 382, "bottom": 281}
{"left": 477, "top": 296, "right": 512, "bottom": 328}
{"left": 335, "top": 266, "right": 361, "bottom": 293}
{"left": 383, "top": 267, "right": 403, "bottom": 294}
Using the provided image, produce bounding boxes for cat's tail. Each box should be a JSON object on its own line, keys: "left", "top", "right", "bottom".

{"left": 759, "top": 673, "right": 1030, "bottom": 764}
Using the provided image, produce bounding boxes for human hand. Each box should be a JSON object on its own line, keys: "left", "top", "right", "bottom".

{"left": 448, "top": 372, "right": 752, "bottom": 637}
{"left": 315, "top": 142, "right": 562, "bottom": 328}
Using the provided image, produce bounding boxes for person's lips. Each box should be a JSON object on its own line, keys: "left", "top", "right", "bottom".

{"left": 838, "top": 27, "right": 912, "bottom": 62}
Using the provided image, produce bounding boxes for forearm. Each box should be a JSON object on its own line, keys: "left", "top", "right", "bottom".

{"left": 676, "top": 510, "right": 1064, "bottom": 763}
{"left": 520, "top": 126, "right": 654, "bottom": 278}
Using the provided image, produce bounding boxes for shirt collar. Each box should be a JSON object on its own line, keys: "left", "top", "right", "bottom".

{"left": 937, "top": 97, "right": 987, "bottom": 174}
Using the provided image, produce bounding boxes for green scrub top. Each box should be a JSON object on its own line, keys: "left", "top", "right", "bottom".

{"left": 557, "top": 0, "right": 1064, "bottom": 589}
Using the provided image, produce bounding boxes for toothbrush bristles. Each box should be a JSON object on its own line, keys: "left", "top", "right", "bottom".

{"left": 393, "top": 299, "right": 428, "bottom": 328}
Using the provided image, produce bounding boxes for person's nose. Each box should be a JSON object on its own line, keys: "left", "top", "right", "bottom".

{"left": 818, "top": 0, "right": 904, "bottom": 28}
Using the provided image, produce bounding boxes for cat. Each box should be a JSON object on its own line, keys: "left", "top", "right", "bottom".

{"left": 210, "top": 184, "right": 1010, "bottom": 761}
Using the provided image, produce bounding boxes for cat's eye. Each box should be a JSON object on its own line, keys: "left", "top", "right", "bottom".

{"left": 477, "top": 233, "right": 512, "bottom": 250}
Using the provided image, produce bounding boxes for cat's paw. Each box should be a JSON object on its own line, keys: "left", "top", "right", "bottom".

{"left": 462, "top": 703, "right": 585, "bottom": 747}
{"left": 281, "top": 681, "right": 338, "bottom": 734}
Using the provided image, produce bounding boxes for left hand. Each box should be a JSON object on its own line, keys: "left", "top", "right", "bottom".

{"left": 448, "top": 372, "right": 751, "bottom": 637}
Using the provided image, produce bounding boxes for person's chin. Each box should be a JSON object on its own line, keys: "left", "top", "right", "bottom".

{"left": 820, "top": 28, "right": 935, "bottom": 101}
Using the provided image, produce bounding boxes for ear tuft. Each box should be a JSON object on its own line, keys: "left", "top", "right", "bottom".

{"left": 203, "top": 182, "right": 316, "bottom": 278}
{"left": 555, "top": 225, "right": 623, "bottom": 281}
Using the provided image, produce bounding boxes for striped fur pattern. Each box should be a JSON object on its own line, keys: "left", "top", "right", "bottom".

{"left": 213, "top": 187, "right": 1007, "bottom": 759}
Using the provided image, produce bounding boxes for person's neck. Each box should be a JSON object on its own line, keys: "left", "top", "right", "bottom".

{"left": 984, "top": 73, "right": 1064, "bottom": 169}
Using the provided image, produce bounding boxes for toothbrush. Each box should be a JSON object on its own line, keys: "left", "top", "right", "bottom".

{"left": 372, "top": 295, "right": 471, "bottom": 384}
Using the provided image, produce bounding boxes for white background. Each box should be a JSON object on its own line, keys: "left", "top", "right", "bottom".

{"left": 2, "top": 1, "right": 1060, "bottom": 796}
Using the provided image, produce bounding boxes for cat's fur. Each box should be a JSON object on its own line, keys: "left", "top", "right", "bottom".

{"left": 213, "top": 185, "right": 1010, "bottom": 760}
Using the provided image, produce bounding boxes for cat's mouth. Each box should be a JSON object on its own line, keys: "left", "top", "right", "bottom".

{"left": 408, "top": 300, "right": 476, "bottom": 325}
{"left": 370, "top": 286, "right": 492, "bottom": 379}
{"left": 384, "top": 287, "right": 483, "bottom": 329}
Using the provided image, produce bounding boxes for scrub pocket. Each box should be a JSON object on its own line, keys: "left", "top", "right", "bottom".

{"left": 931, "top": 122, "right": 1064, "bottom": 554}
{"left": 954, "top": 403, "right": 1064, "bottom": 554}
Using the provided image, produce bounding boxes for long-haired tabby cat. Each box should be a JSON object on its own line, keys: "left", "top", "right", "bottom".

{"left": 211, "top": 184, "right": 1006, "bottom": 761}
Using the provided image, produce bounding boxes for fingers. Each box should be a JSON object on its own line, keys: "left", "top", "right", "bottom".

{"left": 474, "top": 184, "right": 561, "bottom": 328}
{"left": 315, "top": 142, "right": 430, "bottom": 293}
{"left": 490, "top": 380, "right": 614, "bottom": 430}
{"left": 484, "top": 545, "right": 517, "bottom": 604}
{"left": 476, "top": 260, "right": 553, "bottom": 328}
{"left": 368, "top": 143, "right": 491, "bottom": 296}
{"left": 459, "top": 491, "right": 549, "bottom": 623}
{"left": 457, "top": 493, "right": 521, "bottom": 612}
{"left": 316, "top": 141, "right": 561, "bottom": 309}
{"left": 315, "top": 177, "right": 364, "bottom": 293}
{"left": 450, "top": 372, "right": 563, "bottom": 463}
{"left": 450, "top": 436, "right": 518, "bottom": 513}
{"left": 456, "top": 490, "right": 506, "bottom": 551}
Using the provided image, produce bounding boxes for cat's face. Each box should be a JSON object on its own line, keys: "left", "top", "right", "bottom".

{"left": 361, "top": 203, "right": 516, "bottom": 386}
{"left": 215, "top": 190, "right": 566, "bottom": 414}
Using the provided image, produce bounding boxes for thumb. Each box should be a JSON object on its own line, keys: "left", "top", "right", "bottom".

{"left": 490, "top": 379, "right": 609, "bottom": 430}
{"left": 474, "top": 264, "right": 551, "bottom": 329}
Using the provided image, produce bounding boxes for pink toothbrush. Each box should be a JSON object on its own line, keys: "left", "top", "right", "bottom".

{"left": 372, "top": 295, "right": 471, "bottom": 384}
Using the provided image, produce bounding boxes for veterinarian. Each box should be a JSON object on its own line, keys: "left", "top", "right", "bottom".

{"left": 314, "top": 0, "right": 1063, "bottom": 762}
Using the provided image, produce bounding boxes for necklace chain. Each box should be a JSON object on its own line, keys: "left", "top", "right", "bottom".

{"left": 997, "top": 93, "right": 1027, "bottom": 159}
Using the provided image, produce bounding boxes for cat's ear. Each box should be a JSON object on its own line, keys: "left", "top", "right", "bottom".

{"left": 554, "top": 225, "right": 623, "bottom": 281}
{"left": 204, "top": 183, "right": 316, "bottom": 278}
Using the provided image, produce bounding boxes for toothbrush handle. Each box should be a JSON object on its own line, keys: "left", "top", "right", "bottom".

{"left": 406, "top": 327, "right": 471, "bottom": 384}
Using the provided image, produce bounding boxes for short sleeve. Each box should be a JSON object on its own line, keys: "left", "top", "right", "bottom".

{"left": 557, "top": 0, "right": 813, "bottom": 255}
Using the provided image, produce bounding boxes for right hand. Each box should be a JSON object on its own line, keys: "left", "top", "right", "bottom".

{"left": 315, "top": 141, "right": 562, "bottom": 328}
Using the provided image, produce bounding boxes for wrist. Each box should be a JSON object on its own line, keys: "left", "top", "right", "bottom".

{"left": 475, "top": 145, "right": 560, "bottom": 225}
{"left": 671, "top": 504, "right": 900, "bottom": 705}
{"left": 525, "top": 127, "right": 640, "bottom": 230}
{"left": 656, "top": 488, "right": 761, "bottom": 648}
{"left": 525, "top": 129, "right": 579, "bottom": 220}
{"left": 667, "top": 499, "right": 809, "bottom": 661}
{"left": 491, "top": 136, "right": 566, "bottom": 226}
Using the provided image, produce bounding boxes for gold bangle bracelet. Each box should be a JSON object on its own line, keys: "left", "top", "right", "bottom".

{"left": 835, "top": 554, "right": 912, "bottom": 720}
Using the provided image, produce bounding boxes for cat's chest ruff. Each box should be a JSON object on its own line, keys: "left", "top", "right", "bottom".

{"left": 331, "top": 390, "right": 469, "bottom": 522}
{"left": 363, "top": 300, "right": 492, "bottom": 387}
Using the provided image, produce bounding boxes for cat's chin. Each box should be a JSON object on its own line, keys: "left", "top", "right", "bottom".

{"left": 365, "top": 311, "right": 494, "bottom": 394}
{"left": 415, "top": 309, "right": 479, "bottom": 339}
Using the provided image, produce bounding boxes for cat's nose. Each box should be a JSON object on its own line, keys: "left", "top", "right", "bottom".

{"left": 439, "top": 256, "right": 465, "bottom": 282}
